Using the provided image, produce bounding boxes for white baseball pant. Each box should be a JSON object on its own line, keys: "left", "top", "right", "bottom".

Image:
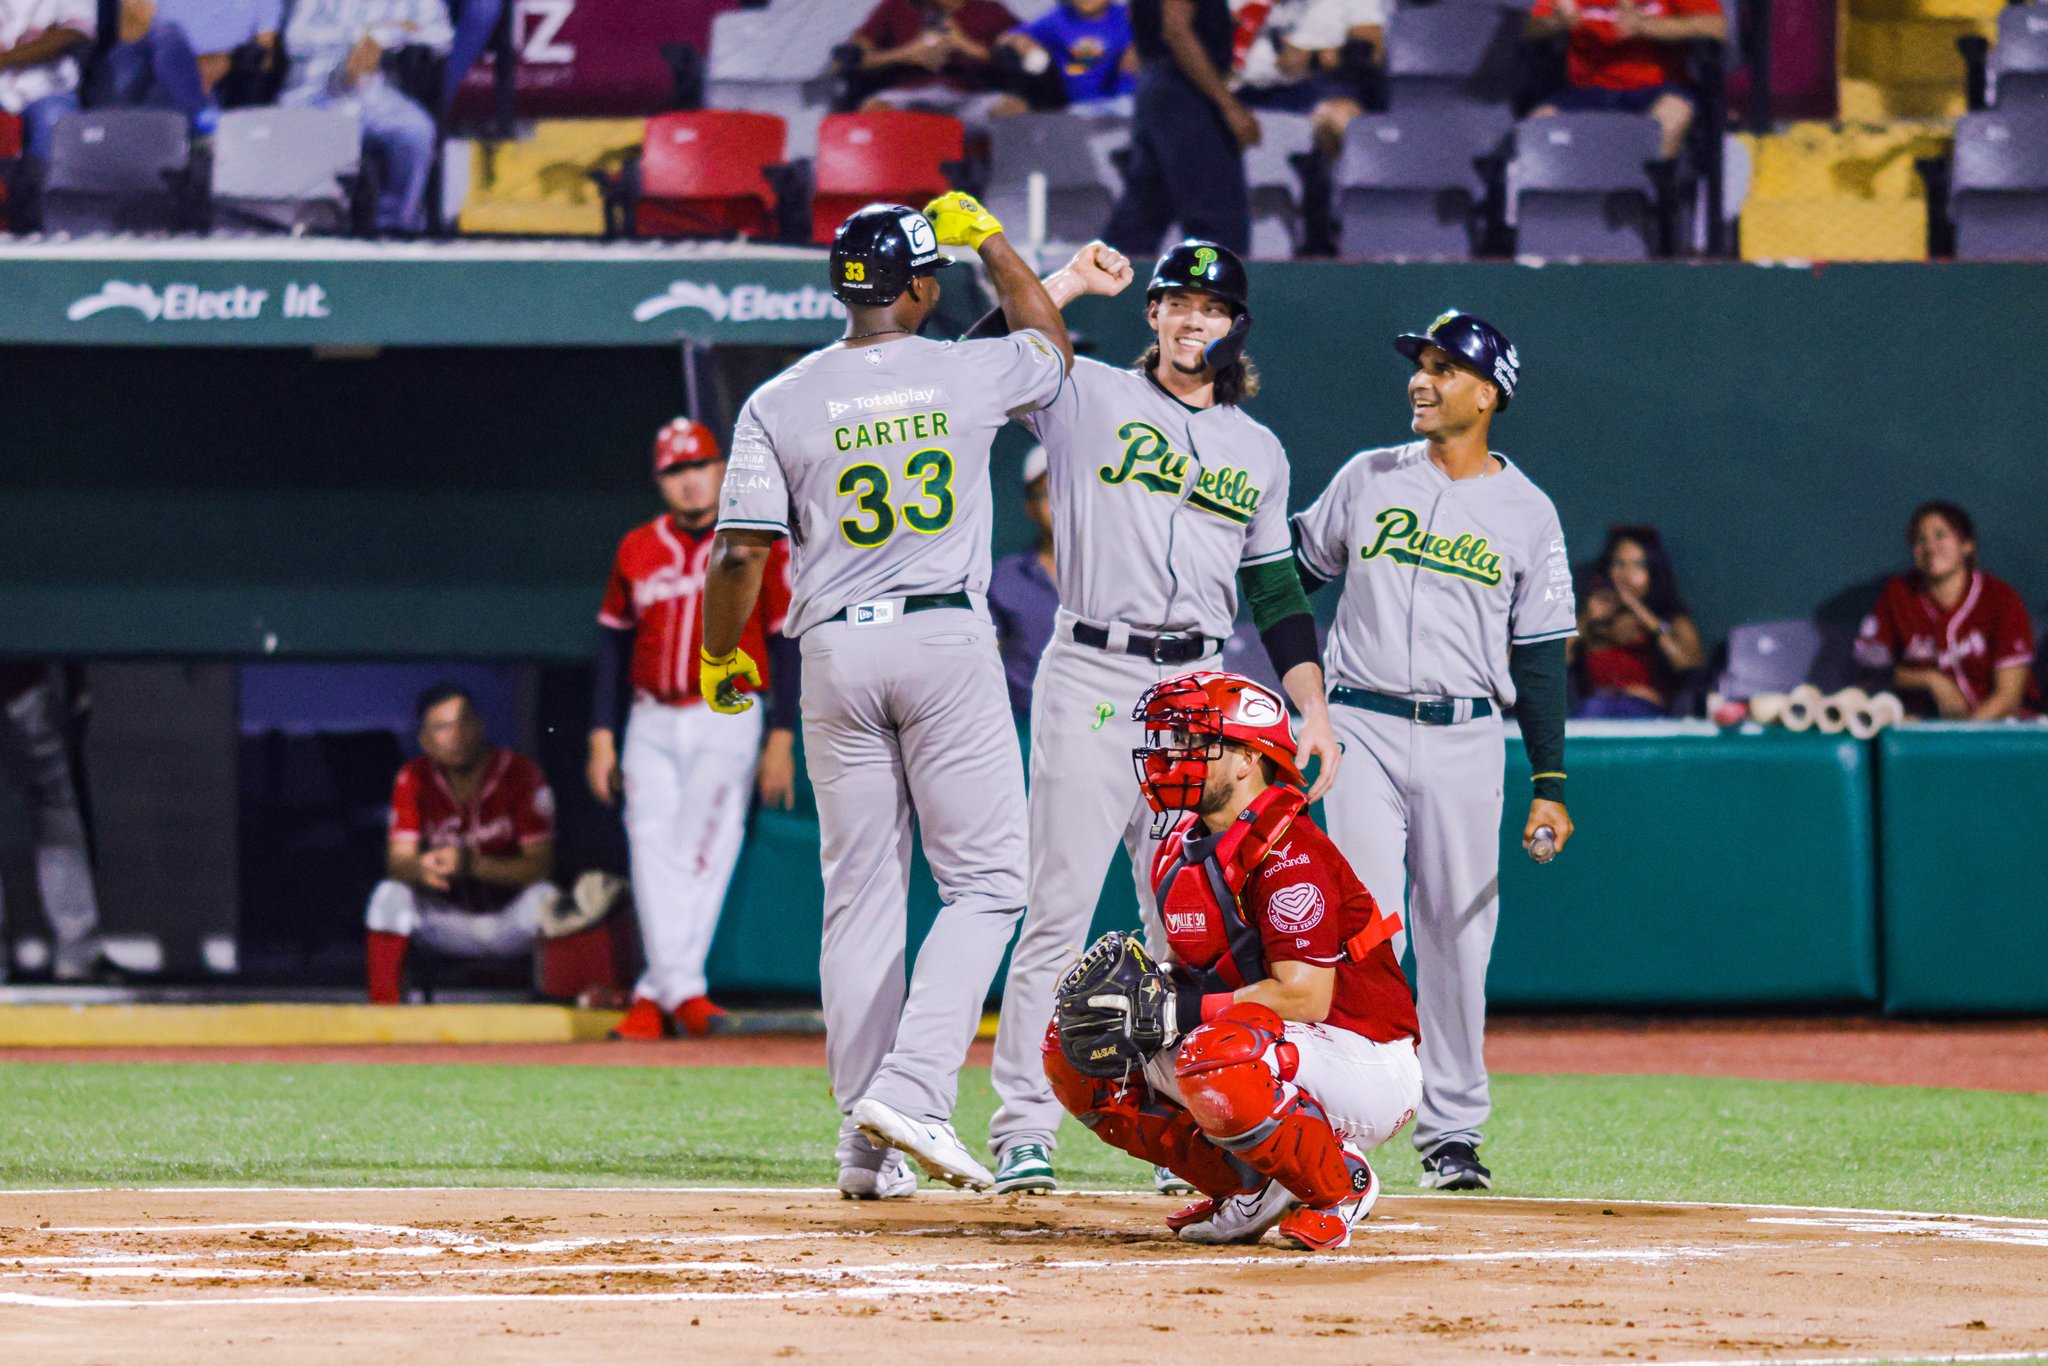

{"left": 1142, "top": 1022, "right": 1422, "bottom": 1154}
{"left": 364, "top": 879, "right": 551, "bottom": 956}
{"left": 622, "top": 698, "right": 763, "bottom": 1010}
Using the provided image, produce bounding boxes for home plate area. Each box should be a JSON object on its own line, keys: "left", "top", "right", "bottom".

{"left": 2, "top": 1189, "right": 2044, "bottom": 1363}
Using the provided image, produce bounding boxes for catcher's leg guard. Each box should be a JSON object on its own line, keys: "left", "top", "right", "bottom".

{"left": 1043, "top": 1025, "right": 1252, "bottom": 1199}
{"left": 1175, "top": 1009, "right": 1367, "bottom": 1210}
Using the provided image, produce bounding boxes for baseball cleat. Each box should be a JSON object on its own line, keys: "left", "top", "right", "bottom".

{"left": 1175, "top": 1178, "right": 1296, "bottom": 1245}
{"left": 993, "top": 1142, "right": 1057, "bottom": 1195}
{"left": 1418, "top": 1139, "right": 1493, "bottom": 1191}
{"left": 674, "top": 995, "right": 729, "bottom": 1038}
{"left": 609, "top": 997, "right": 671, "bottom": 1041}
{"left": 838, "top": 1150, "right": 919, "bottom": 1200}
{"left": 1164, "top": 1196, "right": 1218, "bottom": 1232}
{"left": 1274, "top": 1147, "right": 1378, "bottom": 1251}
{"left": 851, "top": 1097, "right": 995, "bottom": 1191}
{"left": 1153, "top": 1164, "right": 1196, "bottom": 1196}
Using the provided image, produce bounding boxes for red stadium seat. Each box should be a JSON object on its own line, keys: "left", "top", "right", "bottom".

{"left": 0, "top": 111, "right": 20, "bottom": 226}
{"left": 809, "top": 110, "right": 965, "bottom": 244}
{"left": 633, "top": 109, "right": 786, "bottom": 240}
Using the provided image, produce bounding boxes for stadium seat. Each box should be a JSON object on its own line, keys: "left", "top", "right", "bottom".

{"left": 623, "top": 110, "right": 787, "bottom": 240}
{"left": 1991, "top": 4, "right": 2048, "bottom": 108}
{"left": 1949, "top": 107, "right": 2048, "bottom": 260}
{"left": 1335, "top": 106, "right": 1512, "bottom": 259}
{"left": 210, "top": 108, "right": 362, "bottom": 235}
{"left": 1385, "top": 1, "right": 1519, "bottom": 110}
{"left": 809, "top": 110, "right": 964, "bottom": 244}
{"left": 42, "top": 110, "right": 194, "bottom": 234}
{"left": 1718, "top": 620, "right": 1824, "bottom": 699}
{"left": 705, "top": 0, "right": 844, "bottom": 159}
{"left": 1509, "top": 112, "right": 1662, "bottom": 259}
{"left": 0, "top": 110, "right": 19, "bottom": 228}
{"left": 1244, "top": 110, "right": 1315, "bottom": 258}
{"left": 979, "top": 111, "right": 1126, "bottom": 254}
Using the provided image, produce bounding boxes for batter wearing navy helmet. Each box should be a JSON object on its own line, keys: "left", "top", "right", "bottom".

{"left": 1289, "top": 311, "right": 1577, "bottom": 1193}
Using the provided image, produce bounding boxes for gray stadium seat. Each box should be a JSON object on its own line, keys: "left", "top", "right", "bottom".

{"left": 980, "top": 111, "right": 1126, "bottom": 253}
{"left": 705, "top": 1, "right": 841, "bottom": 159}
{"left": 1243, "top": 111, "right": 1315, "bottom": 258}
{"left": 42, "top": 110, "right": 190, "bottom": 234}
{"left": 211, "top": 108, "right": 361, "bottom": 235}
{"left": 1509, "top": 112, "right": 1661, "bottom": 259}
{"left": 1951, "top": 107, "right": 2048, "bottom": 260}
{"left": 1335, "top": 106, "right": 1512, "bottom": 259}
{"left": 1385, "top": 1, "right": 1519, "bottom": 110}
{"left": 1991, "top": 3, "right": 2048, "bottom": 108}
{"left": 1719, "top": 620, "right": 1824, "bottom": 699}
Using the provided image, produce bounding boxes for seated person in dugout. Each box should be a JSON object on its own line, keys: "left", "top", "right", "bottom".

{"left": 365, "top": 683, "right": 559, "bottom": 1002}
{"left": 1570, "top": 524, "right": 1703, "bottom": 718}
{"left": 1044, "top": 670, "right": 1420, "bottom": 1252}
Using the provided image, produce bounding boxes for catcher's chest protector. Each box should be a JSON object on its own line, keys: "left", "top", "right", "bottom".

{"left": 1157, "top": 787, "right": 1306, "bottom": 987}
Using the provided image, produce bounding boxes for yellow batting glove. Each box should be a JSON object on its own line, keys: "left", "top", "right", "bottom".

{"left": 922, "top": 192, "right": 1004, "bottom": 250}
{"left": 699, "top": 645, "right": 762, "bottom": 715}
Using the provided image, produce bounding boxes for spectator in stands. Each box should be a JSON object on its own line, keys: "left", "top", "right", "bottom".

{"left": 1234, "top": 0, "right": 1384, "bottom": 156}
{"left": 1105, "top": 0, "right": 1253, "bottom": 255}
{"left": 87, "top": 0, "right": 211, "bottom": 129}
{"left": 1524, "top": 0, "right": 1725, "bottom": 160}
{"left": 0, "top": 0, "right": 92, "bottom": 170}
{"left": 999, "top": 0, "right": 1137, "bottom": 112}
{"left": 364, "top": 684, "right": 558, "bottom": 1004}
{"left": 0, "top": 664, "right": 103, "bottom": 983}
{"left": 157, "top": 0, "right": 280, "bottom": 99}
{"left": 988, "top": 446, "right": 1060, "bottom": 720}
{"left": 441, "top": 0, "right": 503, "bottom": 110}
{"left": 852, "top": 0, "right": 1031, "bottom": 127}
{"left": 280, "top": 0, "right": 453, "bottom": 234}
{"left": 1570, "top": 525, "right": 1703, "bottom": 718}
{"left": 1855, "top": 501, "right": 2039, "bottom": 721}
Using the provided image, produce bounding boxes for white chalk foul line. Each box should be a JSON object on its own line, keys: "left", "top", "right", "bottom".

{"left": 1553, "top": 1353, "right": 2048, "bottom": 1366}
{"left": 1750, "top": 1216, "right": 2048, "bottom": 1250}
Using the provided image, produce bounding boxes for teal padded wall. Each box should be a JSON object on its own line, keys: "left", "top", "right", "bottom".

{"left": 1878, "top": 726, "right": 2048, "bottom": 1015}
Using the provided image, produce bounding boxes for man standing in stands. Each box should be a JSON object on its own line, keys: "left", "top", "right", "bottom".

{"left": 1104, "top": 0, "right": 1256, "bottom": 255}
{"left": 364, "top": 685, "right": 558, "bottom": 1002}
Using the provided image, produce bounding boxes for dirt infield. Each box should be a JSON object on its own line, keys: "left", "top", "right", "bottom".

{"left": 6, "top": 1016, "right": 2047, "bottom": 1091}
{"left": 1, "top": 1187, "right": 2043, "bottom": 1364}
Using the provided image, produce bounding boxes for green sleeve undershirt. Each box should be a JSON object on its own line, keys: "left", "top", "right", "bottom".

{"left": 1239, "top": 557, "right": 1313, "bottom": 632}
{"left": 1508, "top": 638, "right": 1569, "bottom": 803}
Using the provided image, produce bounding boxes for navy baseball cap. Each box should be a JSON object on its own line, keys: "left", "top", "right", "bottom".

{"left": 1395, "top": 310, "right": 1519, "bottom": 409}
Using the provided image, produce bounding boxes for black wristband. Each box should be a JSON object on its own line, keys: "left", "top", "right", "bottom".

{"left": 1532, "top": 774, "right": 1566, "bottom": 804}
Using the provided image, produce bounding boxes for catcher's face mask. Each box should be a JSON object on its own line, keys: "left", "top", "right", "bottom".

{"left": 1132, "top": 682, "right": 1225, "bottom": 824}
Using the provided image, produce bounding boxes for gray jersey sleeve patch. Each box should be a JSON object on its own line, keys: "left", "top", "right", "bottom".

{"left": 1510, "top": 503, "right": 1576, "bottom": 644}
{"left": 715, "top": 401, "right": 791, "bottom": 535}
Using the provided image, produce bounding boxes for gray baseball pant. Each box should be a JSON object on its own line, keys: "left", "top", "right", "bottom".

{"left": 989, "top": 624, "right": 1220, "bottom": 1156}
{"left": 0, "top": 679, "right": 102, "bottom": 979}
{"left": 799, "top": 607, "right": 1028, "bottom": 1148}
{"left": 1321, "top": 701, "right": 1505, "bottom": 1154}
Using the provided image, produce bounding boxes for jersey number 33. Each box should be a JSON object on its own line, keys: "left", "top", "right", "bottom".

{"left": 837, "top": 448, "right": 957, "bottom": 548}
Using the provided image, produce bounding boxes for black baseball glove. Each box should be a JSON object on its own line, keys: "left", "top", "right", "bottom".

{"left": 1052, "top": 931, "right": 1184, "bottom": 1078}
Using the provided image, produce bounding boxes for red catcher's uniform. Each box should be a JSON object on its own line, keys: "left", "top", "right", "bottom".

{"left": 388, "top": 749, "right": 555, "bottom": 913}
{"left": 1529, "top": 0, "right": 1723, "bottom": 91}
{"left": 599, "top": 517, "right": 792, "bottom": 704}
{"left": 1143, "top": 803, "right": 1423, "bottom": 1153}
{"left": 1855, "top": 571, "right": 2040, "bottom": 716}
{"left": 597, "top": 517, "right": 793, "bottom": 1011}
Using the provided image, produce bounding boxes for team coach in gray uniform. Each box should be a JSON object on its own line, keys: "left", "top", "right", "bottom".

{"left": 1291, "top": 312, "right": 1576, "bottom": 1193}
{"left": 702, "top": 193, "right": 1072, "bottom": 1198}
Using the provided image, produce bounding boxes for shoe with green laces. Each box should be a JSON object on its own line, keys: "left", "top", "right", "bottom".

{"left": 993, "top": 1141, "right": 1057, "bottom": 1194}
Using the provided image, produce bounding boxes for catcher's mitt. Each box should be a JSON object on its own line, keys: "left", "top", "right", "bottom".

{"left": 1052, "top": 931, "right": 1183, "bottom": 1078}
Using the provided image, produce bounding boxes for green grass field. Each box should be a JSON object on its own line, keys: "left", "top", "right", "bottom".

{"left": 5, "top": 1063, "right": 2045, "bottom": 1219}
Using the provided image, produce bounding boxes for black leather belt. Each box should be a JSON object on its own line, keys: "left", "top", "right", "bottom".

{"left": 1330, "top": 685, "right": 1493, "bottom": 726}
{"left": 824, "top": 591, "right": 972, "bottom": 624}
{"left": 1072, "top": 621, "right": 1215, "bottom": 665}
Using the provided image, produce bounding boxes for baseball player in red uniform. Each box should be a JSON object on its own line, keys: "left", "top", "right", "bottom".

{"left": 1044, "top": 670, "right": 1421, "bottom": 1251}
{"left": 366, "top": 685, "right": 558, "bottom": 1002}
{"left": 589, "top": 418, "right": 798, "bottom": 1039}
{"left": 1854, "top": 500, "right": 2039, "bottom": 720}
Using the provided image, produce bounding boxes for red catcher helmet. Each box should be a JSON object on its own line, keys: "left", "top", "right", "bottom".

{"left": 1132, "top": 671, "right": 1303, "bottom": 827}
{"left": 653, "top": 418, "right": 721, "bottom": 474}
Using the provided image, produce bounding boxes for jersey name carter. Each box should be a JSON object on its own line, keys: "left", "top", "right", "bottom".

{"left": 1025, "top": 358, "right": 1293, "bottom": 638}
{"left": 1293, "top": 442, "right": 1575, "bottom": 704}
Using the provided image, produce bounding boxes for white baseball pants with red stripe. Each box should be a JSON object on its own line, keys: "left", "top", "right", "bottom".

{"left": 622, "top": 698, "right": 761, "bottom": 1010}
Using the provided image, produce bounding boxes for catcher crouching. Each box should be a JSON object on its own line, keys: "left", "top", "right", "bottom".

{"left": 1045, "top": 671, "right": 1422, "bottom": 1251}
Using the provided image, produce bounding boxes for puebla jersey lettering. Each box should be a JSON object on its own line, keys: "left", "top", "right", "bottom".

{"left": 599, "top": 518, "right": 791, "bottom": 705}
{"left": 1292, "top": 442, "right": 1575, "bottom": 705}
{"left": 717, "top": 331, "right": 1066, "bottom": 636}
{"left": 1025, "top": 357, "right": 1293, "bottom": 638}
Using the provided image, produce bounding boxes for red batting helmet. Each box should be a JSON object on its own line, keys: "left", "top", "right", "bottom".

{"left": 653, "top": 418, "right": 721, "bottom": 473}
{"left": 1132, "top": 671, "right": 1303, "bottom": 821}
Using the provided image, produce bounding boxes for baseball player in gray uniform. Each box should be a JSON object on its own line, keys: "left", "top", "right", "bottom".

{"left": 1290, "top": 311, "right": 1576, "bottom": 1192}
{"left": 977, "top": 240, "right": 1341, "bottom": 1196}
{"left": 700, "top": 193, "right": 1072, "bottom": 1200}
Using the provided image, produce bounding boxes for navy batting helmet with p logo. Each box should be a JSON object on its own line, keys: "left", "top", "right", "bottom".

{"left": 1394, "top": 310, "right": 1519, "bottom": 409}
